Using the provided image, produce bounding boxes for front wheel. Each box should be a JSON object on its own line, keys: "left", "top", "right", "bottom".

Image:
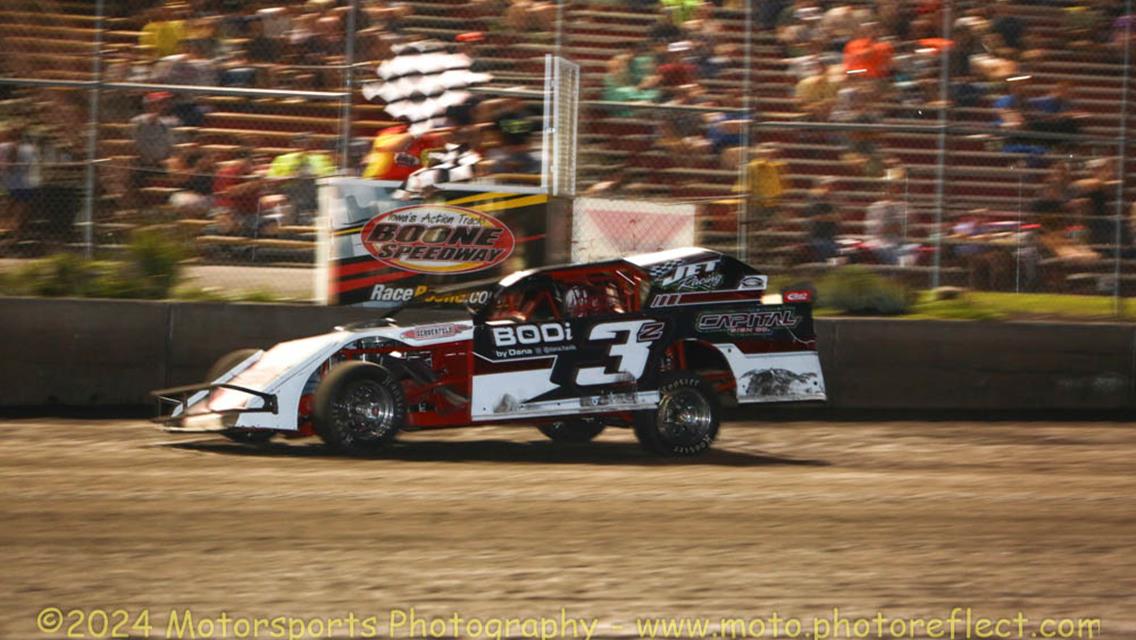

{"left": 313, "top": 361, "right": 406, "bottom": 455}
{"left": 538, "top": 418, "right": 606, "bottom": 443}
{"left": 634, "top": 372, "right": 720, "bottom": 456}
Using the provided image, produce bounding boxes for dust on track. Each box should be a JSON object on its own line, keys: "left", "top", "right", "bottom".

{"left": 2, "top": 418, "right": 1134, "bottom": 638}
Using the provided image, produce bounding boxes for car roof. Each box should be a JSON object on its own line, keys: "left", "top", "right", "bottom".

{"left": 497, "top": 247, "right": 726, "bottom": 288}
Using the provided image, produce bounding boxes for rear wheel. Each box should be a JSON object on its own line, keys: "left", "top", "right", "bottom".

{"left": 313, "top": 361, "right": 406, "bottom": 455}
{"left": 538, "top": 418, "right": 606, "bottom": 443}
{"left": 206, "top": 348, "right": 274, "bottom": 445}
{"left": 634, "top": 372, "right": 719, "bottom": 456}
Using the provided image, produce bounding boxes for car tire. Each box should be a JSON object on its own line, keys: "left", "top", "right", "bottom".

{"left": 313, "top": 361, "right": 406, "bottom": 455}
{"left": 206, "top": 348, "right": 274, "bottom": 445}
{"left": 538, "top": 418, "right": 606, "bottom": 443}
{"left": 634, "top": 371, "right": 720, "bottom": 456}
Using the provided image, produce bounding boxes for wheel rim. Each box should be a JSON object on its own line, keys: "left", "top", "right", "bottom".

{"left": 333, "top": 379, "right": 396, "bottom": 442}
{"left": 657, "top": 387, "right": 712, "bottom": 446}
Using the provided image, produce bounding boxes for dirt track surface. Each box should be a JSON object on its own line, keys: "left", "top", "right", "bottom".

{"left": 2, "top": 418, "right": 1134, "bottom": 639}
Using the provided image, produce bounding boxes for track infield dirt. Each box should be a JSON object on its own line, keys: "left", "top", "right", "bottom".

{"left": 1, "top": 418, "right": 1134, "bottom": 639}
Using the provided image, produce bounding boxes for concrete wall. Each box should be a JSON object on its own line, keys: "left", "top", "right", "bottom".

{"left": 2, "top": 297, "right": 1134, "bottom": 410}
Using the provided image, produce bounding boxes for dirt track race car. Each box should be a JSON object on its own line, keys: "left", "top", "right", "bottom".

{"left": 154, "top": 248, "right": 826, "bottom": 456}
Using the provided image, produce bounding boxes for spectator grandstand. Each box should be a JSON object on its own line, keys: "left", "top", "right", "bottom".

{"left": 0, "top": 0, "right": 1134, "bottom": 294}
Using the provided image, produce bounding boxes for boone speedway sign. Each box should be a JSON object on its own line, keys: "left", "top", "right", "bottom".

{"left": 360, "top": 204, "right": 515, "bottom": 275}
{"left": 321, "top": 178, "right": 549, "bottom": 309}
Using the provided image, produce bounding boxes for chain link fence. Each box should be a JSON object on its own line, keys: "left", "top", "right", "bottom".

{"left": 1, "top": 0, "right": 1134, "bottom": 311}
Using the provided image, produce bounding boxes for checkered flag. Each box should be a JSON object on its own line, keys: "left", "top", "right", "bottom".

{"left": 394, "top": 143, "right": 482, "bottom": 199}
{"left": 361, "top": 40, "right": 492, "bottom": 136}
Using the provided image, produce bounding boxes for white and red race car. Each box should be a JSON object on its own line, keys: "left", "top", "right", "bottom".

{"left": 154, "top": 248, "right": 825, "bottom": 456}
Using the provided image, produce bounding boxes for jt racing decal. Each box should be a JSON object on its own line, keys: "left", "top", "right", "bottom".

{"left": 658, "top": 259, "right": 722, "bottom": 290}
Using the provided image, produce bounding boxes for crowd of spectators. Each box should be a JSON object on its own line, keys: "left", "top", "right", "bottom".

{"left": 4, "top": 0, "right": 1136, "bottom": 282}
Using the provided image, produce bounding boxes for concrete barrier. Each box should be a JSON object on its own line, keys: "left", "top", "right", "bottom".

{"left": 823, "top": 319, "right": 1136, "bottom": 410}
{"left": 1, "top": 297, "right": 1134, "bottom": 410}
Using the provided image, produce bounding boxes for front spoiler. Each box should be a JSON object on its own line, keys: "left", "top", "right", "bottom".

{"left": 152, "top": 382, "right": 279, "bottom": 431}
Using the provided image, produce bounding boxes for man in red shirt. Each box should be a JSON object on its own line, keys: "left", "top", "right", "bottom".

{"left": 843, "top": 22, "right": 894, "bottom": 79}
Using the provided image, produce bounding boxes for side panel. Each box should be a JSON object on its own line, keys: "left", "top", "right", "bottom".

{"left": 713, "top": 346, "right": 827, "bottom": 403}
{"left": 469, "top": 317, "right": 668, "bottom": 420}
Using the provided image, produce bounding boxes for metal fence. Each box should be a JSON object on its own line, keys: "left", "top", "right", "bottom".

{"left": 0, "top": 0, "right": 1134, "bottom": 308}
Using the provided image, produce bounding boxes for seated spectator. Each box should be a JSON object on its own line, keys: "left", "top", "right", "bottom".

{"left": 661, "top": 0, "right": 701, "bottom": 26}
{"left": 168, "top": 147, "right": 216, "bottom": 218}
{"left": 775, "top": 0, "right": 824, "bottom": 56}
{"left": 736, "top": 143, "right": 787, "bottom": 229}
{"left": 819, "top": 3, "right": 870, "bottom": 52}
{"left": 150, "top": 39, "right": 217, "bottom": 126}
{"left": 843, "top": 22, "right": 895, "bottom": 79}
{"left": 865, "top": 181, "right": 907, "bottom": 265}
{"left": 803, "top": 177, "right": 841, "bottom": 262}
{"left": 603, "top": 54, "right": 661, "bottom": 106}
{"left": 657, "top": 43, "right": 698, "bottom": 92}
{"left": 503, "top": 0, "right": 556, "bottom": 33}
{"left": 484, "top": 99, "right": 541, "bottom": 174}
{"left": 1110, "top": 13, "right": 1136, "bottom": 50}
{"left": 785, "top": 38, "right": 838, "bottom": 84}
{"left": 267, "top": 134, "right": 336, "bottom": 223}
{"left": 246, "top": 15, "right": 281, "bottom": 63}
{"left": 950, "top": 73, "right": 987, "bottom": 108}
{"left": 1062, "top": 3, "right": 1102, "bottom": 48}
{"left": 648, "top": 13, "right": 683, "bottom": 44}
{"left": 993, "top": 77, "right": 1048, "bottom": 159}
{"left": 212, "top": 148, "right": 270, "bottom": 236}
{"left": 1029, "top": 182, "right": 1070, "bottom": 217}
{"left": 1027, "top": 81, "right": 1086, "bottom": 149}
{"left": 140, "top": 4, "right": 187, "bottom": 59}
{"left": 991, "top": 2, "right": 1026, "bottom": 52}
{"left": 877, "top": 0, "right": 912, "bottom": 41}
{"left": 128, "top": 92, "right": 180, "bottom": 203}
{"left": 1074, "top": 158, "right": 1125, "bottom": 249}
{"left": 704, "top": 109, "right": 745, "bottom": 156}
{"left": 795, "top": 66, "right": 839, "bottom": 119}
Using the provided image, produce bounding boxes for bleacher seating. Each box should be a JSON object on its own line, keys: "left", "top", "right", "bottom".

{"left": 1, "top": 0, "right": 1134, "bottom": 286}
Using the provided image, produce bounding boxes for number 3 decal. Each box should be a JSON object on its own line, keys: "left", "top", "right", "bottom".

{"left": 576, "top": 320, "right": 664, "bottom": 386}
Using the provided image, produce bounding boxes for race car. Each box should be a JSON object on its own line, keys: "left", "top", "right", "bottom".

{"left": 153, "top": 247, "right": 826, "bottom": 456}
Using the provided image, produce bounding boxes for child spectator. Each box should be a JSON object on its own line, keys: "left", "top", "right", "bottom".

{"left": 865, "top": 181, "right": 907, "bottom": 265}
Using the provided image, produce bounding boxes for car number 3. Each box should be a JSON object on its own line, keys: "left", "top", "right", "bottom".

{"left": 576, "top": 320, "right": 664, "bottom": 386}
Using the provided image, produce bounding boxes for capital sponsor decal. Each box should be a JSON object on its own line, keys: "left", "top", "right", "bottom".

{"left": 696, "top": 309, "right": 801, "bottom": 335}
{"left": 360, "top": 204, "right": 514, "bottom": 275}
